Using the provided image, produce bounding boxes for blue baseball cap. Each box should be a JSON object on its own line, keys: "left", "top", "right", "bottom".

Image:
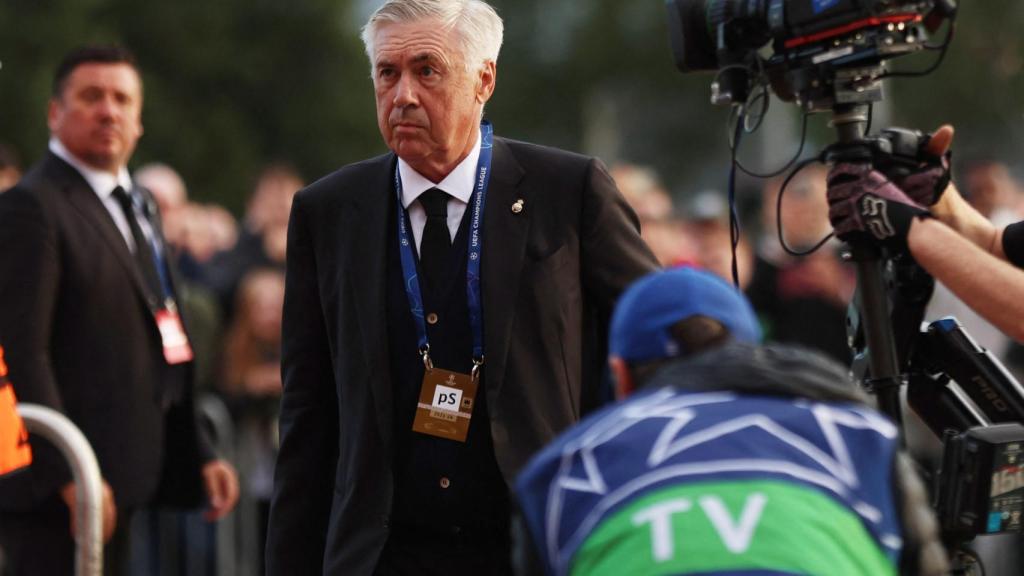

{"left": 610, "top": 267, "right": 762, "bottom": 363}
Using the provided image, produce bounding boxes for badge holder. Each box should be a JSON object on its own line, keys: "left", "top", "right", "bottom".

{"left": 155, "top": 299, "right": 194, "bottom": 365}
{"left": 411, "top": 347, "right": 483, "bottom": 443}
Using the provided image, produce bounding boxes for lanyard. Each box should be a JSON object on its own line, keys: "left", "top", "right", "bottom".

{"left": 146, "top": 224, "right": 174, "bottom": 304}
{"left": 395, "top": 121, "right": 493, "bottom": 376}
{"left": 129, "top": 190, "right": 176, "bottom": 309}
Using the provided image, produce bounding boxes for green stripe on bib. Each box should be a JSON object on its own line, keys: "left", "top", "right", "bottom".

{"left": 570, "top": 479, "right": 896, "bottom": 576}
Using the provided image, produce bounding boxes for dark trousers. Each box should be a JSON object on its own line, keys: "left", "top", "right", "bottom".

{"left": 374, "top": 523, "right": 513, "bottom": 576}
{"left": 0, "top": 495, "right": 132, "bottom": 576}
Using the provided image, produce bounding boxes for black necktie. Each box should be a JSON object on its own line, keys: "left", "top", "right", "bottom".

{"left": 419, "top": 188, "right": 451, "bottom": 291}
{"left": 112, "top": 186, "right": 164, "bottom": 303}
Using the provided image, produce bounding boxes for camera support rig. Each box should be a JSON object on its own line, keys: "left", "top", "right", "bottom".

{"left": 828, "top": 102, "right": 907, "bottom": 433}
{"left": 829, "top": 101, "right": 1024, "bottom": 571}
{"left": 667, "top": 0, "right": 1024, "bottom": 571}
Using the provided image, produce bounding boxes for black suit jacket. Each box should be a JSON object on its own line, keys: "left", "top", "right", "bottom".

{"left": 0, "top": 152, "right": 212, "bottom": 511}
{"left": 266, "top": 138, "right": 658, "bottom": 574}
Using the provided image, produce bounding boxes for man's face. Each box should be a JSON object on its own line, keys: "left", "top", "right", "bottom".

{"left": 372, "top": 20, "right": 495, "bottom": 182}
{"left": 48, "top": 62, "right": 143, "bottom": 174}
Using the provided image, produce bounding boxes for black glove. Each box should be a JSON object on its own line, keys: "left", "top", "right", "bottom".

{"left": 892, "top": 147, "right": 952, "bottom": 207}
{"left": 827, "top": 163, "right": 932, "bottom": 252}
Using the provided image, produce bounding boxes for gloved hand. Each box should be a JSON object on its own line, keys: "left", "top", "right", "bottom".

{"left": 891, "top": 128, "right": 953, "bottom": 207}
{"left": 827, "top": 162, "right": 932, "bottom": 252}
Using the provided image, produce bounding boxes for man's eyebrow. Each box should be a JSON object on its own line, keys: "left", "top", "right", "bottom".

{"left": 412, "top": 53, "right": 442, "bottom": 64}
{"left": 375, "top": 53, "right": 437, "bottom": 67}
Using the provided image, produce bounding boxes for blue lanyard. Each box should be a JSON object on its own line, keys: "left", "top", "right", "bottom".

{"left": 130, "top": 190, "right": 176, "bottom": 307}
{"left": 152, "top": 238, "right": 175, "bottom": 307}
{"left": 395, "top": 121, "right": 493, "bottom": 372}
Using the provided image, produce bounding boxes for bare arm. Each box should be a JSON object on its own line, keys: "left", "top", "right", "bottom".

{"left": 929, "top": 182, "right": 1007, "bottom": 260}
{"left": 913, "top": 125, "right": 1008, "bottom": 260}
{"left": 907, "top": 217, "right": 1024, "bottom": 341}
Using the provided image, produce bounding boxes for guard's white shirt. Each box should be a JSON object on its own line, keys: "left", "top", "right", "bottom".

{"left": 49, "top": 138, "right": 154, "bottom": 253}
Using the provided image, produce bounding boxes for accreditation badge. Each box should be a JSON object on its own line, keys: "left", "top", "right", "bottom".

{"left": 155, "top": 308, "right": 194, "bottom": 365}
{"left": 412, "top": 366, "right": 478, "bottom": 442}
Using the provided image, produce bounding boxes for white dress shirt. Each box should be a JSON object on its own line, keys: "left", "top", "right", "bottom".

{"left": 49, "top": 138, "right": 154, "bottom": 253}
{"left": 397, "top": 132, "right": 481, "bottom": 254}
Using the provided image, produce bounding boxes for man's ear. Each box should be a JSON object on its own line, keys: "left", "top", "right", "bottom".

{"left": 476, "top": 60, "right": 496, "bottom": 104}
{"left": 609, "top": 356, "right": 634, "bottom": 401}
{"left": 47, "top": 98, "right": 61, "bottom": 134}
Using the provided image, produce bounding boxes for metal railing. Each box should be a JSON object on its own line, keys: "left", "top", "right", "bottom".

{"left": 10, "top": 395, "right": 251, "bottom": 576}
{"left": 17, "top": 403, "right": 103, "bottom": 576}
{"left": 198, "top": 393, "right": 237, "bottom": 576}
{"left": 130, "top": 393, "right": 240, "bottom": 576}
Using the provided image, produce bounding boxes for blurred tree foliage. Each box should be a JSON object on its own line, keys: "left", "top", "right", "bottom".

{"left": 888, "top": 1, "right": 1024, "bottom": 166}
{"left": 0, "top": 0, "right": 1020, "bottom": 213}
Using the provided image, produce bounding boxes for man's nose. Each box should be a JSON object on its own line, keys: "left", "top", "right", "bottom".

{"left": 393, "top": 74, "right": 418, "bottom": 107}
{"left": 96, "top": 94, "right": 120, "bottom": 120}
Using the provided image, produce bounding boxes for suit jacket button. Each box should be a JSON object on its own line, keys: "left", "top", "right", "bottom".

{"left": 381, "top": 515, "right": 390, "bottom": 529}
{"left": 426, "top": 312, "right": 439, "bottom": 325}
{"left": 439, "top": 476, "right": 450, "bottom": 489}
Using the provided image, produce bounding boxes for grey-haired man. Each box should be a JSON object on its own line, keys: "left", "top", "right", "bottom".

{"left": 265, "top": 1, "right": 657, "bottom": 574}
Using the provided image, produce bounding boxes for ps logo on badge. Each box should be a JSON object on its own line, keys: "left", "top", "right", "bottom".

{"left": 432, "top": 384, "right": 463, "bottom": 413}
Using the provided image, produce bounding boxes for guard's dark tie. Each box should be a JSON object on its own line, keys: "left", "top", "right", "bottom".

{"left": 418, "top": 187, "right": 452, "bottom": 291}
{"left": 112, "top": 186, "right": 164, "bottom": 302}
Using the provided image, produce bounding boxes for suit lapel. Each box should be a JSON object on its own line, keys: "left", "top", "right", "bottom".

{"left": 481, "top": 138, "right": 527, "bottom": 404}
{"left": 49, "top": 154, "right": 156, "bottom": 310}
{"left": 349, "top": 154, "right": 398, "bottom": 442}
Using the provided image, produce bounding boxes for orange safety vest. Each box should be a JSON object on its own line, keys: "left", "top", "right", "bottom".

{"left": 0, "top": 345, "right": 32, "bottom": 476}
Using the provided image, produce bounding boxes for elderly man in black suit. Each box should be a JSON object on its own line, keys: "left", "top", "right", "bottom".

{"left": 0, "top": 45, "right": 238, "bottom": 575}
{"left": 264, "top": 1, "right": 659, "bottom": 574}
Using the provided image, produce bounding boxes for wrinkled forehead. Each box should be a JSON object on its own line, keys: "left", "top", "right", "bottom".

{"left": 372, "top": 19, "right": 463, "bottom": 67}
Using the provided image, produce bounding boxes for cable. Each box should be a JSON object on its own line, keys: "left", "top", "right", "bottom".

{"left": 713, "top": 63, "right": 758, "bottom": 107}
{"left": 726, "top": 105, "right": 744, "bottom": 149}
{"left": 725, "top": 71, "right": 767, "bottom": 149}
{"left": 722, "top": 58, "right": 813, "bottom": 180}
{"left": 742, "top": 81, "right": 770, "bottom": 134}
{"left": 923, "top": 11, "right": 958, "bottom": 50}
{"left": 728, "top": 108, "right": 745, "bottom": 289}
{"left": 721, "top": 58, "right": 771, "bottom": 143}
{"left": 713, "top": 63, "right": 754, "bottom": 80}
{"left": 776, "top": 156, "right": 835, "bottom": 257}
{"left": 733, "top": 111, "right": 811, "bottom": 179}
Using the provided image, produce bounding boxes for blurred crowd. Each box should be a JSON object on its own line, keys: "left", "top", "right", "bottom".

{"left": 611, "top": 161, "right": 858, "bottom": 363}
{"left": 610, "top": 157, "right": 1024, "bottom": 369}
{"left": 0, "top": 142, "right": 298, "bottom": 574}
{"left": 1, "top": 137, "right": 1022, "bottom": 571}
{"left": 612, "top": 155, "right": 1024, "bottom": 485}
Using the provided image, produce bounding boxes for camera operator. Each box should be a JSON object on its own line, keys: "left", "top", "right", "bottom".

{"left": 827, "top": 125, "right": 1024, "bottom": 342}
{"left": 515, "top": 267, "right": 947, "bottom": 576}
